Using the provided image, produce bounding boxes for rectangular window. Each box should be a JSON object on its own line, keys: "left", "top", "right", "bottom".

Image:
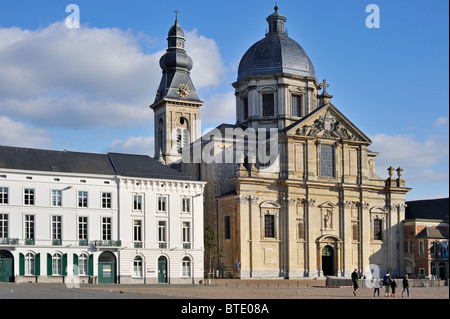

{"left": 298, "top": 220, "right": 305, "bottom": 240}
{"left": 182, "top": 222, "right": 190, "bottom": 244}
{"left": 133, "top": 194, "right": 142, "bottom": 211}
{"left": 419, "top": 241, "right": 424, "bottom": 254}
{"left": 133, "top": 220, "right": 142, "bottom": 242}
{"left": 25, "top": 215, "right": 34, "bottom": 241}
{"left": 78, "top": 217, "right": 88, "bottom": 241}
{"left": 242, "top": 97, "right": 249, "bottom": 120}
{"left": 409, "top": 241, "right": 415, "bottom": 253}
{"left": 264, "top": 214, "right": 275, "bottom": 238}
{"left": 291, "top": 95, "right": 303, "bottom": 117}
{"left": 0, "top": 187, "right": 8, "bottom": 204}
{"left": 320, "top": 144, "right": 335, "bottom": 177}
{"left": 182, "top": 198, "right": 191, "bottom": 213}
{"left": 224, "top": 216, "right": 231, "bottom": 240}
{"left": 158, "top": 196, "right": 167, "bottom": 212}
{"left": 52, "top": 190, "right": 62, "bottom": 207}
{"left": 52, "top": 216, "right": 62, "bottom": 241}
{"left": 102, "top": 217, "right": 111, "bottom": 240}
{"left": 352, "top": 221, "right": 359, "bottom": 241}
{"left": 262, "top": 93, "right": 275, "bottom": 117}
{"left": 373, "top": 219, "right": 382, "bottom": 241}
{"left": 24, "top": 188, "right": 35, "bottom": 205}
{"left": 78, "top": 191, "right": 88, "bottom": 208}
{"left": 102, "top": 192, "right": 111, "bottom": 209}
{"left": 0, "top": 214, "right": 8, "bottom": 238}
{"left": 158, "top": 221, "right": 166, "bottom": 243}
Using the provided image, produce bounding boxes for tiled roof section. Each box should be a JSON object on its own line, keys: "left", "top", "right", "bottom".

{"left": 406, "top": 198, "right": 449, "bottom": 220}
{"left": 415, "top": 226, "right": 449, "bottom": 239}
{"left": 107, "top": 152, "right": 192, "bottom": 181}
{"left": 0, "top": 145, "right": 193, "bottom": 181}
{"left": 0, "top": 145, "right": 115, "bottom": 175}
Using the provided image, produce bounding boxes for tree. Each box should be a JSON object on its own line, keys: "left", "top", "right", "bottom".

{"left": 204, "top": 225, "right": 222, "bottom": 278}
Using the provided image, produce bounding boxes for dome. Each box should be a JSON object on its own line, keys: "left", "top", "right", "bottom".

{"left": 237, "top": 7, "right": 315, "bottom": 82}
{"left": 168, "top": 20, "right": 185, "bottom": 39}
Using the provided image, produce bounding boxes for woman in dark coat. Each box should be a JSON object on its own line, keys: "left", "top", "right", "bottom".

{"left": 351, "top": 269, "right": 359, "bottom": 296}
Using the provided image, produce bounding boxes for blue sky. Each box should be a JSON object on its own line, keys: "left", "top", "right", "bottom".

{"left": 0, "top": 0, "right": 448, "bottom": 201}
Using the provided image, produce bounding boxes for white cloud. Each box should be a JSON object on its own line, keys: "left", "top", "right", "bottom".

{"left": 0, "top": 116, "right": 53, "bottom": 148}
{"left": 433, "top": 116, "right": 449, "bottom": 127}
{"left": 109, "top": 136, "right": 154, "bottom": 157}
{"left": 370, "top": 133, "right": 449, "bottom": 184}
{"left": 200, "top": 91, "right": 236, "bottom": 126}
{"left": 0, "top": 22, "right": 226, "bottom": 132}
{"left": 185, "top": 29, "right": 226, "bottom": 89}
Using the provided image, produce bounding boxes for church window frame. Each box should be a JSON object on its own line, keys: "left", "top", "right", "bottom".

{"left": 242, "top": 96, "right": 249, "bottom": 120}
{"left": 261, "top": 92, "right": 275, "bottom": 117}
{"left": 291, "top": 94, "right": 304, "bottom": 117}
{"left": 318, "top": 143, "right": 336, "bottom": 178}
{"left": 259, "top": 201, "right": 280, "bottom": 241}
{"left": 370, "top": 208, "right": 387, "bottom": 242}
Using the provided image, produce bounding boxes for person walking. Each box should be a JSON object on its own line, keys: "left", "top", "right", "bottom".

{"left": 402, "top": 274, "right": 410, "bottom": 297}
{"left": 351, "top": 269, "right": 359, "bottom": 296}
{"left": 390, "top": 278, "right": 397, "bottom": 297}
{"left": 383, "top": 271, "right": 391, "bottom": 297}
{"left": 372, "top": 277, "right": 381, "bottom": 297}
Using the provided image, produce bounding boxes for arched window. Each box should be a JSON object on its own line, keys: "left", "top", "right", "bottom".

{"left": 133, "top": 256, "right": 143, "bottom": 278}
{"left": 79, "top": 253, "right": 88, "bottom": 275}
{"left": 52, "top": 253, "right": 62, "bottom": 275}
{"left": 182, "top": 257, "right": 191, "bottom": 277}
{"left": 25, "top": 252, "right": 35, "bottom": 275}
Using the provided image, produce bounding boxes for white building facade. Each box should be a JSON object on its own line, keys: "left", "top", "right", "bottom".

{"left": 0, "top": 146, "right": 205, "bottom": 284}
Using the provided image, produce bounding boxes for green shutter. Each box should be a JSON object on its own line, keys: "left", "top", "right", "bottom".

{"left": 62, "top": 254, "right": 67, "bottom": 276}
{"left": 35, "top": 253, "right": 40, "bottom": 276}
{"left": 19, "top": 253, "right": 25, "bottom": 276}
{"left": 47, "top": 253, "right": 52, "bottom": 276}
{"left": 73, "top": 254, "right": 79, "bottom": 276}
{"left": 88, "top": 254, "right": 94, "bottom": 276}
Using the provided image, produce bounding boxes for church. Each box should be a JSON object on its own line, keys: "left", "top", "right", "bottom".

{"left": 151, "top": 6, "right": 411, "bottom": 279}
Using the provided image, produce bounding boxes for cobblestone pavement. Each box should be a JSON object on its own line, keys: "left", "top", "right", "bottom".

{"left": 1, "top": 280, "right": 448, "bottom": 299}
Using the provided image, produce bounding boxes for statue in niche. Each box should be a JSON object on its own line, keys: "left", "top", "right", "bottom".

{"left": 324, "top": 210, "right": 332, "bottom": 230}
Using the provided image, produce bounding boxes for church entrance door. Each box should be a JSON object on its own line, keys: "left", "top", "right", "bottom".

{"left": 322, "top": 245, "right": 334, "bottom": 276}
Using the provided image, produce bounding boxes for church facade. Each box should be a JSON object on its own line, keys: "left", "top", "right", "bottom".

{"left": 152, "top": 7, "right": 411, "bottom": 279}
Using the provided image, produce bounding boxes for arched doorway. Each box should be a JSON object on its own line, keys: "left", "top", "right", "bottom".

{"left": 0, "top": 250, "right": 14, "bottom": 282}
{"left": 158, "top": 256, "right": 168, "bottom": 283}
{"left": 98, "top": 251, "right": 116, "bottom": 284}
{"left": 322, "top": 245, "right": 334, "bottom": 276}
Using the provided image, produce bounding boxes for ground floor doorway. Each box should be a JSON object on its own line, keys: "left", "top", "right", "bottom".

{"left": 98, "top": 251, "right": 116, "bottom": 284}
{"left": 158, "top": 256, "right": 168, "bottom": 283}
{"left": 0, "top": 250, "right": 14, "bottom": 282}
{"left": 322, "top": 245, "right": 334, "bottom": 276}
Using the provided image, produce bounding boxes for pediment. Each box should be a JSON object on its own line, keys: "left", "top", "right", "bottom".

{"left": 284, "top": 104, "right": 371, "bottom": 143}
{"left": 318, "top": 201, "right": 336, "bottom": 208}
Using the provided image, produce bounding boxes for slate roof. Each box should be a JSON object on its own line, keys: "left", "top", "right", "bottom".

{"left": 108, "top": 152, "right": 192, "bottom": 181}
{"left": 0, "top": 145, "right": 192, "bottom": 181}
{"left": 405, "top": 198, "right": 449, "bottom": 220}
{"left": 0, "top": 145, "right": 115, "bottom": 175}
{"left": 415, "top": 226, "right": 449, "bottom": 240}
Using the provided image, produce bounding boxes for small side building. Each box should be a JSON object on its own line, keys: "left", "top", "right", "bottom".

{"left": 403, "top": 198, "right": 449, "bottom": 279}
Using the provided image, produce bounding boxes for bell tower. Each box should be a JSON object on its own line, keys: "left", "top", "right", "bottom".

{"left": 150, "top": 14, "right": 203, "bottom": 165}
